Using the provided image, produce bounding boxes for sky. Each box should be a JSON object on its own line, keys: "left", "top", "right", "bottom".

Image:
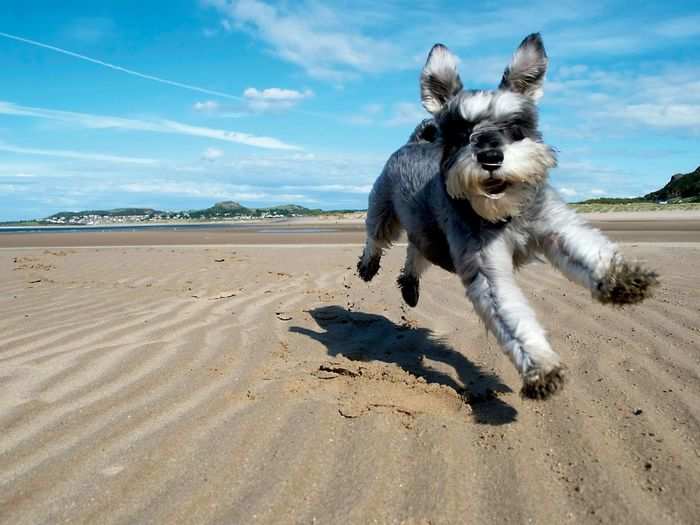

{"left": 0, "top": 0, "right": 699, "bottom": 221}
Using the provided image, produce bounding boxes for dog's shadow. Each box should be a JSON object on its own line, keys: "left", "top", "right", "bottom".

{"left": 290, "top": 305, "right": 517, "bottom": 425}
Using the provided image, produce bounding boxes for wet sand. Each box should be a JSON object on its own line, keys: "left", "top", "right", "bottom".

{"left": 1, "top": 219, "right": 699, "bottom": 524}
{"left": 2, "top": 215, "right": 700, "bottom": 247}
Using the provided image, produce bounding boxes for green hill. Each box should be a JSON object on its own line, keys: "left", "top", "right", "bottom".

{"left": 47, "top": 208, "right": 163, "bottom": 220}
{"left": 644, "top": 166, "right": 700, "bottom": 203}
{"left": 577, "top": 166, "right": 700, "bottom": 205}
{"left": 41, "top": 202, "right": 325, "bottom": 223}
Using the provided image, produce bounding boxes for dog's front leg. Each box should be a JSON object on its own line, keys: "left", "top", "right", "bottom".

{"left": 456, "top": 237, "right": 565, "bottom": 399}
{"left": 534, "top": 187, "right": 658, "bottom": 305}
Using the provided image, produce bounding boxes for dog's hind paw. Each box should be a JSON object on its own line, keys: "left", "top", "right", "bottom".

{"left": 596, "top": 260, "right": 659, "bottom": 306}
{"left": 521, "top": 367, "right": 565, "bottom": 400}
{"left": 357, "top": 255, "right": 380, "bottom": 282}
{"left": 397, "top": 274, "right": 420, "bottom": 307}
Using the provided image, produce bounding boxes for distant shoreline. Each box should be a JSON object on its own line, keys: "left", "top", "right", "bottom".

{"left": 2, "top": 214, "right": 700, "bottom": 247}
{"left": 4, "top": 206, "right": 700, "bottom": 230}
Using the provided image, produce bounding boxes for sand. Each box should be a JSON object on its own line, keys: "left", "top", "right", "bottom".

{"left": 1, "top": 228, "right": 699, "bottom": 523}
{"left": 2, "top": 212, "right": 700, "bottom": 248}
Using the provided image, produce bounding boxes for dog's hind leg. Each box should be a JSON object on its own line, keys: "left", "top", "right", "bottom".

{"left": 397, "top": 243, "right": 430, "bottom": 307}
{"left": 358, "top": 237, "right": 387, "bottom": 282}
{"left": 358, "top": 182, "right": 401, "bottom": 282}
{"left": 534, "top": 188, "right": 658, "bottom": 305}
{"left": 455, "top": 236, "right": 565, "bottom": 399}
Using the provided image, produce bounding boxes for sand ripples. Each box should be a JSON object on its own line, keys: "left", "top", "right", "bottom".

{"left": 1, "top": 244, "right": 699, "bottom": 524}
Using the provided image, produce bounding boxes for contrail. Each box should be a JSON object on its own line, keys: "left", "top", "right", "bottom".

{"left": 0, "top": 31, "right": 243, "bottom": 101}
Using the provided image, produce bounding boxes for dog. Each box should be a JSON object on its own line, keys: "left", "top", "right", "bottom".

{"left": 357, "top": 33, "right": 658, "bottom": 400}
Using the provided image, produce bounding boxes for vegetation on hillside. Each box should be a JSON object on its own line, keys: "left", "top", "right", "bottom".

{"left": 576, "top": 166, "right": 700, "bottom": 207}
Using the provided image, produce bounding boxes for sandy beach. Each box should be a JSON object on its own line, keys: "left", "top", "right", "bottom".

{"left": 1, "top": 218, "right": 699, "bottom": 524}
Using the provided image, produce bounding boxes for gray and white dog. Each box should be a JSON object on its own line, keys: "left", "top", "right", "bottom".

{"left": 357, "top": 33, "right": 658, "bottom": 400}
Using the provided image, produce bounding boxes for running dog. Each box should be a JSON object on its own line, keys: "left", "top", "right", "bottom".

{"left": 357, "top": 33, "right": 658, "bottom": 400}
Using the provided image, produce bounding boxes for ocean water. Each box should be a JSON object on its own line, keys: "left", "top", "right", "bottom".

{"left": 0, "top": 224, "right": 339, "bottom": 235}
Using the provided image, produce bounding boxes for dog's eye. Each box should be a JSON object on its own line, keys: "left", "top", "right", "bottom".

{"left": 509, "top": 126, "right": 525, "bottom": 141}
{"left": 444, "top": 126, "right": 472, "bottom": 145}
{"left": 455, "top": 129, "right": 472, "bottom": 143}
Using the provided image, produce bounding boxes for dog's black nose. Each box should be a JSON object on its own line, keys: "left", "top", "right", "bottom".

{"left": 476, "top": 149, "right": 504, "bottom": 172}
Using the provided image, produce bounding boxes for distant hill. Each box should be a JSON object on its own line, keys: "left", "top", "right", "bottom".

{"left": 33, "top": 201, "right": 326, "bottom": 225}
{"left": 186, "top": 201, "right": 322, "bottom": 219}
{"left": 577, "top": 166, "right": 700, "bottom": 204}
{"left": 644, "top": 166, "right": 700, "bottom": 202}
{"left": 45, "top": 208, "right": 164, "bottom": 221}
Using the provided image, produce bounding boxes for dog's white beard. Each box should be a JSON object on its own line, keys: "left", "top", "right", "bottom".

{"left": 445, "top": 139, "right": 556, "bottom": 222}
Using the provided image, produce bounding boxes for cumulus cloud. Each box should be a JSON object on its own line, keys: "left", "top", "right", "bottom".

{"left": 0, "top": 101, "right": 300, "bottom": 150}
{"left": 243, "top": 87, "right": 313, "bottom": 111}
{"left": 193, "top": 100, "right": 220, "bottom": 112}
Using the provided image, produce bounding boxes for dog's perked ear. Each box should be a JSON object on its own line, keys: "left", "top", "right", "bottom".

{"left": 420, "top": 44, "right": 463, "bottom": 114}
{"left": 499, "top": 33, "right": 548, "bottom": 101}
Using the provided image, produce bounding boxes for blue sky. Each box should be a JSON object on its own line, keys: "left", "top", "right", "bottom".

{"left": 1, "top": 0, "right": 699, "bottom": 221}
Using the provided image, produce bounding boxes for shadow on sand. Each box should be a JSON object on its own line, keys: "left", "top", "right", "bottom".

{"left": 290, "top": 305, "right": 517, "bottom": 426}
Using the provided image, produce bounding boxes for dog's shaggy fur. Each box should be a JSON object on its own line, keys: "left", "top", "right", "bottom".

{"left": 357, "top": 34, "right": 658, "bottom": 400}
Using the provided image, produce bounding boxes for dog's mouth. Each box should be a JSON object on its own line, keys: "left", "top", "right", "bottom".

{"left": 480, "top": 177, "right": 510, "bottom": 199}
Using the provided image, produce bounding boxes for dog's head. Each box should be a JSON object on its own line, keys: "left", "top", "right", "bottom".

{"left": 421, "top": 33, "right": 556, "bottom": 222}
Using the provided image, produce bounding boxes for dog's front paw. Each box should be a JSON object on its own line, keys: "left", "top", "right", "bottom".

{"left": 521, "top": 367, "right": 566, "bottom": 400}
{"left": 596, "top": 260, "right": 659, "bottom": 306}
{"left": 357, "top": 255, "right": 380, "bottom": 282}
{"left": 397, "top": 273, "right": 419, "bottom": 307}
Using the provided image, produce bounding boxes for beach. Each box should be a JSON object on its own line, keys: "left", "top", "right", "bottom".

{"left": 1, "top": 216, "right": 699, "bottom": 524}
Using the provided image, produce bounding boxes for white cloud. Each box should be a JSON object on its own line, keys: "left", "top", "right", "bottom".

{"left": 0, "top": 141, "right": 159, "bottom": 165}
{"left": 654, "top": 15, "right": 700, "bottom": 38}
{"left": 345, "top": 102, "right": 428, "bottom": 127}
{"left": 590, "top": 188, "right": 606, "bottom": 195}
{"left": 193, "top": 100, "right": 220, "bottom": 112}
{"left": 120, "top": 181, "right": 312, "bottom": 203}
{"left": 547, "top": 64, "right": 700, "bottom": 130}
{"left": 280, "top": 183, "right": 372, "bottom": 194}
{"left": 557, "top": 187, "right": 578, "bottom": 197}
{"left": 201, "top": 147, "right": 224, "bottom": 161}
{"left": 614, "top": 104, "right": 700, "bottom": 128}
{"left": 3, "top": 172, "right": 36, "bottom": 178}
{"left": 0, "top": 101, "right": 300, "bottom": 150}
{"left": 204, "top": 0, "right": 401, "bottom": 81}
{"left": 346, "top": 103, "right": 383, "bottom": 125}
{"left": 386, "top": 102, "right": 428, "bottom": 127}
{"left": 0, "top": 149, "right": 388, "bottom": 220}
{"left": 221, "top": 19, "right": 233, "bottom": 32}
{"left": 243, "top": 87, "right": 313, "bottom": 111}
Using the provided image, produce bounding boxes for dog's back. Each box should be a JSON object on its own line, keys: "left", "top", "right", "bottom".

{"left": 367, "top": 138, "right": 461, "bottom": 272}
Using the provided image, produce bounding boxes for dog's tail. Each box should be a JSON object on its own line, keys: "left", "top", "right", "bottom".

{"left": 407, "top": 118, "right": 439, "bottom": 144}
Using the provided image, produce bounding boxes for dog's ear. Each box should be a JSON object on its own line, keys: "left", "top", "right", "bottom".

{"left": 421, "top": 44, "right": 463, "bottom": 114}
{"left": 499, "top": 33, "right": 548, "bottom": 101}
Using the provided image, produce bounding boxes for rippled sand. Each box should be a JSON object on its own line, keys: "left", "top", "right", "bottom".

{"left": 1, "top": 242, "right": 699, "bottom": 524}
